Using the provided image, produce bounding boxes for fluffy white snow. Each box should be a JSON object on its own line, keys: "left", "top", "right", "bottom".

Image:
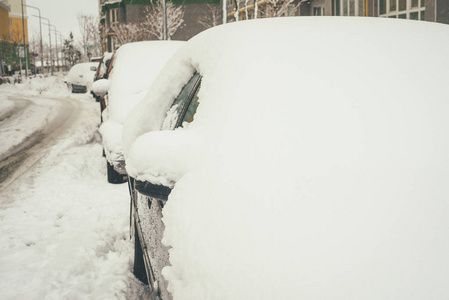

{"left": 0, "top": 77, "right": 148, "bottom": 299}
{"left": 67, "top": 62, "right": 97, "bottom": 87}
{"left": 100, "top": 41, "right": 185, "bottom": 164}
{"left": 124, "top": 17, "right": 449, "bottom": 299}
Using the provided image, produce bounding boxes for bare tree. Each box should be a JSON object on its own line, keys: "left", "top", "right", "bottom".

{"left": 197, "top": 4, "right": 221, "bottom": 29}
{"left": 112, "top": 22, "right": 148, "bottom": 45}
{"left": 143, "top": 0, "right": 185, "bottom": 40}
{"left": 263, "top": 0, "right": 302, "bottom": 18}
{"left": 78, "top": 13, "right": 101, "bottom": 60}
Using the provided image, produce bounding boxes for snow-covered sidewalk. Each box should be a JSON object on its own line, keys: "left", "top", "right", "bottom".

{"left": 0, "top": 78, "right": 148, "bottom": 299}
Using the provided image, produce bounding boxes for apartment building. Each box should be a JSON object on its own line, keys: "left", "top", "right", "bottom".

{"left": 99, "top": 0, "right": 220, "bottom": 53}
{"left": 225, "top": 0, "right": 449, "bottom": 24}
{"left": 0, "top": 0, "right": 29, "bottom": 75}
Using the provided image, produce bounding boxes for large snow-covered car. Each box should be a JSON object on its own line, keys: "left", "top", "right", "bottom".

{"left": 123, "top": 18, "right": 449, "bottom": 299}
{"left": 92, "top": 41, "right": 185, "bottom": 183}
{"left": 66, "top": 62, "right": 97, "bottom": 93}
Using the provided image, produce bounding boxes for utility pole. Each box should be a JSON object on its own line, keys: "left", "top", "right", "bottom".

{"left": 40, "top": 17, "right": 53, "bottom": 75}
{"left": 28, "top": 6, "right": 44, "bottom": 74}
{"left": 20, "top": 0, "right": 29, "bottom": 78}
{"left": 50, "top": 26, "right": 59, "bottom": 72}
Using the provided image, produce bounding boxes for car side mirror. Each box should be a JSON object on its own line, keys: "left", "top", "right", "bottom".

{"left": 134, "top": 180, "right": 172, "bottom": 201}
{"left": 92, "top": 78, "right": 110, "bottom": 97}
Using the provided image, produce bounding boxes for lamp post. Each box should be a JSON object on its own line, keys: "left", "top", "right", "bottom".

{"left": 55, "top": 32, "right": 65, "bottom": 71}
{"left": 38, "top": 16, "right": 53, "bottom": 75}
{"left": 27, "top": 6, "right": 44, "bottom": 74}
{"left": 50, "top": 25, "right": 59, "bottom": 72}
{"left": 20, "top": 0, "right": 29, "bottom": 78}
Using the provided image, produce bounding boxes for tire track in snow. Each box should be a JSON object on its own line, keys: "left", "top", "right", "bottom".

{"left": 0, "top": 96, "right": 83, "bottom": 192}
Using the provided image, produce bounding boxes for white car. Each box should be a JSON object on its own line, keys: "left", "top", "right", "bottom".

{"left": 92, "top": 41, "right": 185, "bottom": 183}
{"left": 123, "top": 18, "right": 449, "bottom": 299}
{"left": 66, "top": 62, "right": 97, "bottom": 93}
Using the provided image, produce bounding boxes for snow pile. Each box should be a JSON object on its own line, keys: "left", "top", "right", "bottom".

{"left": 124, "top": 17, "right": 449, "bottom": 299}
{"left": 100, "top": 41, "right": 184, "bottom": 163}
{"left": 0, "top": 76, "right": 149, "bottom": 299}
{"left": 1, "top": 75, "right": 70, "bottom": 96}
{"left": 0, "top": 132, "right": 132, "bottom": 299}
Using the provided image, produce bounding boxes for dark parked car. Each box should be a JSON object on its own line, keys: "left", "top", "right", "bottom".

{"left": 92, "top": 41, "right": 185, "bottom": 184}
{"left": 123, "top": 17, "right": 449, "bottom": 300}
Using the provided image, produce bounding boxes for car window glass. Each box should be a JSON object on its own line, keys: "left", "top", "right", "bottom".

{"left": 179, "top": 85, "right": 201, "bottom": 126}
{"left": 161, "top": 73, "right": 201, "bottom": 130}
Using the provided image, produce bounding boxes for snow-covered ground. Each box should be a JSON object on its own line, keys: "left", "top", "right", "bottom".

{"left": 0, "top": 77, "right": 148, "bottom": 299}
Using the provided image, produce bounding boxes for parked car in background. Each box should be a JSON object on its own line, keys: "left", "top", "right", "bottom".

{"left": 66, "top": 62, "right": 97, "bottom": 93}
{"left": 123, "top": 17, "right": 449, "bottom": 300}
{"left": 92, "top": 41, "right": 185, "bottom": 184}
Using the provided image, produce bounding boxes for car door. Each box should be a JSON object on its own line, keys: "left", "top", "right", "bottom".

{"left": 131, "top": 71, "right": 202, "bottom": 300}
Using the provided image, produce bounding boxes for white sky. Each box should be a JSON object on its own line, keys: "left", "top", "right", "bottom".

{"left": 26, "top": 0, "right": 99, "bottom": 47}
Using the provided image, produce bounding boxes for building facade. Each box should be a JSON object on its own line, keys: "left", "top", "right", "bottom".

{"left": 225, "top": 0, "right": 449, "bottom": 24}
{"left": 99, "top": 0, "right": 220, "bottom": 53}
{"left": 0, "top": 0, "right": 29, "bottom": 75}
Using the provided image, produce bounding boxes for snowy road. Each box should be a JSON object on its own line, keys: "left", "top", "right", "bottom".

{"left": 0, "top": 78, "right": 149, "bottom": 299}
{"left": 0, "top": 96, "right": 82, "bottom": 188}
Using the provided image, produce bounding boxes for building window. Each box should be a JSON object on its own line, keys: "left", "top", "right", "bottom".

{"left": 109, "top": 8, "right": 118, "bottom": 24}
{"left": 379, "top": 0, "right": 425, "bottom": 20}
{"left": 339, "top": 0, "right": 363, "bottom": 16}
{"left": 313, "top": 7, "right": 325, "bottom": 16}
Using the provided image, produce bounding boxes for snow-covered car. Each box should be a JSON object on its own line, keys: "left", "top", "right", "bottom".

{"left": 92, "top": 41, "right": 185, "bottom": 183}
{"left": 66, "top": 62, "right": 97, "bottom": 93}
{"left": 123, "top": 17, "right": 449, "bottom": 299}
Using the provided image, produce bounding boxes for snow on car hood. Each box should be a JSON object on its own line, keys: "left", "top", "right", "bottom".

{"left": 124, "top": 17, "right": 449, "bottom": 300}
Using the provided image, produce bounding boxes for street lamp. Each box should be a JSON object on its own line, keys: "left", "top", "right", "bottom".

{"left": 20, "top": 0, "right": 29, "bottom": 78}
{"left": 49, "top": 26, "right": 62, "bottom": 72}
{"left": 27, "top": 5, "right": 44, "bottom": 74}
{"left": 37, "top": 16, "right": 53, "bottom": 75}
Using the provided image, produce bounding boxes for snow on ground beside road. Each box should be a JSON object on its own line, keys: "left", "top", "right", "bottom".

{"left": 0, "top": 95, "right": 14, "bottom": 121}
{"left": 0, "top": 76, "right": 71, "bottom": 155}
{"left": 0, "top": 77, "right": 148, "bottom": 299}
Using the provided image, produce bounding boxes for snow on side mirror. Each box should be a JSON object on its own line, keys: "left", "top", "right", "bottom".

{"left": 126, "top": 129, "right": 204, "bottom": 194}
{"left": 92, "top": 79, "right": 110, "bottom": 97}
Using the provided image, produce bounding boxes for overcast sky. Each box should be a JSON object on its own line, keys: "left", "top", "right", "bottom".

{"left": 26, "top": 0, "right": 99, "bottom": 46}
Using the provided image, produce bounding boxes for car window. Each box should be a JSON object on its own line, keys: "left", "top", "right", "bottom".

{"left": 162, "top": 73, "right": 202, "bottom": 130}
{"left": 179, "top": 87, "right": 200, "bottom": 125}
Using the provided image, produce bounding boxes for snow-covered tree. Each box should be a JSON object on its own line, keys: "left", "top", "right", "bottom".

{"left": 143, "top": 0, "right": 185, "bottom": 40}
{"left": 263, "top": 0, "right": 302, "bottom": 18}
{"left": 197, "top": 4, "right": 221, "bottom": 29}
{"left": 78, "top": 13, "right": 101, "bottom": 60}
{"left": 63, "top": 33, "right": 82, "bottom": 67}
{"left": 112, "top": 22, "right": 148, "bottom": 45}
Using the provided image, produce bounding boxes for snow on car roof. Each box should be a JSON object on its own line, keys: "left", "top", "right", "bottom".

{"left": 124, "top": 17, "right": 449, "bottom": 300}
{"left": 105, "top": 40, "right": 185, "bottom": 125}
